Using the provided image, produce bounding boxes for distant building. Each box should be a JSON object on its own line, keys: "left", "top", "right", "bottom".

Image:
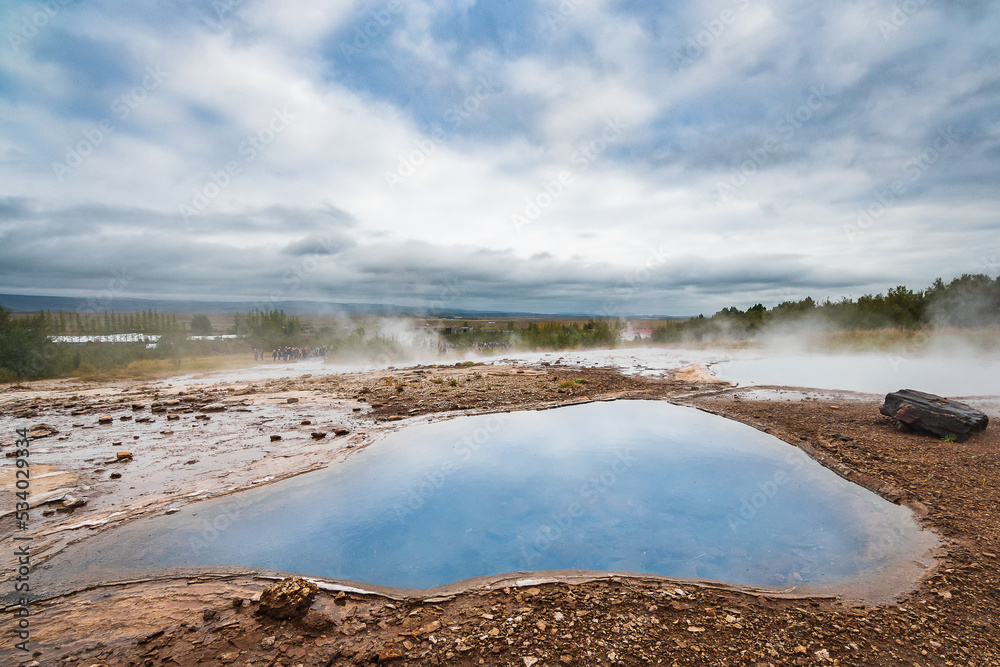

{"left": 49, "top": 334, "right": 161, "bottom": 344}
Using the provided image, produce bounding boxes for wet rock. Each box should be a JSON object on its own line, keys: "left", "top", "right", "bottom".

{"left": 257, "top": 577, "right": 318, "bottom": 619}
{"left": 880, "top": 389, "right": 989, "bottom": 442}
{"left": 119, "top": 415, "right": 132, "bottom": 421}
{"left": 131, "top": 403, "right": 145, "bottom": 410}
{"left": 28, "top": 423, "right": 59, "bottom": 439}
{"left": 110, "top": 472, "right": 121, "bottom": 479}
{"left": 333, "top": 427, "right": 351, "bottom": 436}
{"left": 116, "top": 452, "right": 133, "bottom": 461}
{"left": 166, "top": 414, "right": 180, "bottom": 421}
{"left": 270, "top": 435, "right": 282, "bottom": 441}
{"left": 97, "top": 415, "right": 114, "bottom": 424}
{"left": 135, "top": 416, "right": 154, "bottom": 423}
{"left": 310, "top": 432, "right": 327, "bottom": 439}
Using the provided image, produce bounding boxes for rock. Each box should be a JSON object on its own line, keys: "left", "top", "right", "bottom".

{"left": 378, "top": 642, "right": 405, "bottom": 661}
{"left": 120, "top": 415, "right": 132, "bottom": 421}
{"left": 257, "top": 577, "right": 318, "bottom": 619}
{"left": 61, "top": 496, "right": 86, "bottom": 509}
{"left": 286, "top": 397, "right": 299, "bottom": 404}
{"left": 116, "top": 452, "right": 133, "bottom": 461}
{"left": 28, "top": 423, "right": 59, "bottom": 439}
{"left": 879, "top": 389, "right": 989, "bottom": 442}
{"left": 299, "top": 610, "right": 334, "bottom": 632}
{"left": 524, "top": 658, "right": 539, "bottom": 667}
{"left": 202, "top": 608, "right": 218, "bottom": 621}
{"left": 310, "top": 432, "right": 327, "bottom": 439}
{"left": 97, "top": 415, "right": 113, "bottom": 424}
{"left": 333, "top": 427, "right": 351, "bottom": 436}
{"left": 270, "top": 435, "right": 282, "bottom": 441}
{"left": 418, "top": 620, "right": 441, "bottom": 635}
{"left": 203, "top": 403, "right": 226, "bottom": 412}
{"left": 110, "top": 472, "right": 121, "bottom": 479}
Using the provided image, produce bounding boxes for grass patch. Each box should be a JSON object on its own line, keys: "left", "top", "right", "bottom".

{"left": 557, "top": 378, "right": 588, "bottom": 389}
{"left": 72, "top": 354, "right": 256, "bottom": 382}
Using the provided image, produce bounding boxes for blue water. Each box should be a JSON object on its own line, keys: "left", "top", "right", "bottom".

{"left": 56, "top": 401, "right": 933, "bottom": 590}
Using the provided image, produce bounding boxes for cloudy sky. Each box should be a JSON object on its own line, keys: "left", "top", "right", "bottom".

{"left": 1, "top": 0, "right": 998, "bottom": 316}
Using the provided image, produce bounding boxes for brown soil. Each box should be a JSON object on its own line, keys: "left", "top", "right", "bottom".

{"left": 3, "top": 363, "right": 999, "bottom": 666}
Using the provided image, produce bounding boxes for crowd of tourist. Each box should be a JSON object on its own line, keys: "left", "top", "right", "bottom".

{"left": 252, "top": 346, "right": 329, "bottom": 361}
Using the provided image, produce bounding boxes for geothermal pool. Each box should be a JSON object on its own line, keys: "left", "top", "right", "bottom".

{"left": 47, "top": 401, "right": 935, "bottom": 594}
{"left": 713, "top": 353, "right": 1000, "bottom": 396}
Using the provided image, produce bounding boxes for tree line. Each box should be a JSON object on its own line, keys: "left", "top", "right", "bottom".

{"left": 651, "top": 274, "right": 1000, "bottom": 342}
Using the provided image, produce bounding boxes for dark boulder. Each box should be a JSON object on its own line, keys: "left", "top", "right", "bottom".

{"left": 879, "top": 389, "right": 989, "bottom": 442}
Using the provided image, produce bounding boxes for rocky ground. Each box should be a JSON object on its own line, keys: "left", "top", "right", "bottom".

{"left": 2, "top": 360, "right": 999, "bottom": 666}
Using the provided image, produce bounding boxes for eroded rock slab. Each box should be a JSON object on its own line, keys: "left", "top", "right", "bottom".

{"left": 879, "top": 389, "right": 989, "bottom": 442}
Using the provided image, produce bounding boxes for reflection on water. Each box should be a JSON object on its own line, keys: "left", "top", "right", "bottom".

{"left": 48, "top": 401, "right": 935, "bottom": 592}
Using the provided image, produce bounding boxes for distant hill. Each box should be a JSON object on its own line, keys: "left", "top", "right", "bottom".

{"left": 0, "top": 293, "right": 660, "bottom": 319}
